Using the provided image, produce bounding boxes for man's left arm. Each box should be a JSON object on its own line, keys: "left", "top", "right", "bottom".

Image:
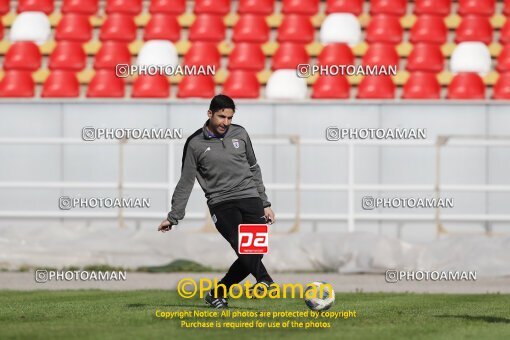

{"left": 245, "top": 132, "right": 271, "bottom": 208}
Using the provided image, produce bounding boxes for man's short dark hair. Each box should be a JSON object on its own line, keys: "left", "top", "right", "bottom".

{"left": 209, "top": 94, "right": 236, "bottom": 113}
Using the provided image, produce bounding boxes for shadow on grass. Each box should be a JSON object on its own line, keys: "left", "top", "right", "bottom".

{"left": 435, "top": 314, "right": 510, "bottom": 324}
{"left": 127, "top": 303, "right": 259, "bottom": 310}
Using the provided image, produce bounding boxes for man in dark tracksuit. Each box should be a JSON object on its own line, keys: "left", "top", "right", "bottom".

{"left": 158, "top": 95, "right": 275, "bottom": 308}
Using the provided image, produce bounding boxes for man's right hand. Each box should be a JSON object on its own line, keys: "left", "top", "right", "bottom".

{"left": 158, "top": 219, "right": 173, "bottom": 232}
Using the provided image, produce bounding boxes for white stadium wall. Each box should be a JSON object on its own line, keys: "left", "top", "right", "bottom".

{"left": 0, "top": 101, "right": 509, "bottom": 243}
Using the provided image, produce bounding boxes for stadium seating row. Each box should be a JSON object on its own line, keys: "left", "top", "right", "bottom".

{"left": 3, "top": 41, "right": 504, "bottom": 74}
{"left": 2, "top": 69, "right": 509, "bottom": 99}
{"left": 3, "top": 12, "right": 510, "bottom": 45}
{"left": 4, "top": 0, "right": 510, "bottom": 17}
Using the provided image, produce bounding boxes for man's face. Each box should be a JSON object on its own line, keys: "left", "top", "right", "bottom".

{"left": 207, "top": 108, "right": 234, "bottom": 135}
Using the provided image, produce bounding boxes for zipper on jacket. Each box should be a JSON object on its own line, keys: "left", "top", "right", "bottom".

{"left": 220, "top": 138, "right": 225, "bottom": 148}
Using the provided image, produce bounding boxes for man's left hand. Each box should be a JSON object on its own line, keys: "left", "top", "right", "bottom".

{"left": 264, "top": 207, "right": 275, "bottom": 225}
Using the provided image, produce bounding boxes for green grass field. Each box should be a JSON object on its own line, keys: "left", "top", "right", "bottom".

{"left": 1, "top": 290, "right": 510, "bottom": 340}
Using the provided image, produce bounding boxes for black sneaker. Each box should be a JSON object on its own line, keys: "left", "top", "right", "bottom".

{"left": 248, "top": 281, "right": 277, "bottom": 299}
{"left": 205, "top": 291, "right": 228, "bottom": 309}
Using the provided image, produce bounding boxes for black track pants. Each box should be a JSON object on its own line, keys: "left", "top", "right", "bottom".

{"left": 209, "top": 197, "right": 273, "bottom": 291}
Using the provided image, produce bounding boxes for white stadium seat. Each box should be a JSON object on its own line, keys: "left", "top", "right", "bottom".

{"left": 450, "top": 42, "right": 492, "bottom": 75}
{"left": 319, "top": 13, "right": 362, "bottom": 46}
{"left": 9, "top": 12, "right": 51, "bottom": 45}
{"left": 136, "top": 40, "right": 179, "bottom": 67}
{"left": 266, "top": 69, "right": 308, "bottom": 99}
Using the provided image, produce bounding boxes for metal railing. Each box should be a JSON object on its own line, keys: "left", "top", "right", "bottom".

{"left": 434, "top": 135, "right": 510, "bottom": 236}
{"left": 1, "top": 135, "right": 509, "bottom": 234}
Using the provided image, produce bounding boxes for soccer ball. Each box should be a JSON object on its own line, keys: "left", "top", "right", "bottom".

{"left": 304, "top": 281, "right": 335, "bottom": 311}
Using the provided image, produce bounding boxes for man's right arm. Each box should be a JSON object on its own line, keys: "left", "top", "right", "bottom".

{"left": 167, "top": 141, "right": 197, "bottom": 225}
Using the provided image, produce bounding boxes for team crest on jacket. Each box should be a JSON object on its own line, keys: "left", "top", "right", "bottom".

{"left": 232, "top": 139, "right": 239, "bottom": 149}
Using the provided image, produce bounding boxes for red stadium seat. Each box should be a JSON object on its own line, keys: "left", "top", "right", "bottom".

{"left": 277, "top": 15, "right": 315, "bottom": 44}
{"left": 455, "top": 16, "right": 493, "bottom": 45}
{"left": 233, "top": 15, "right": 270, "bottom": 43}
{"left": 0, "top": 0, "right": 10, "bottom": 15}
{"left": 149, "top": 0, "right": 186, "bottom": 14}
{"left": 366, "top": 15, "right": 403, "bottom": 45}
{"left": 362, "top": 44, "right": 399, "bottom": 67}
{"left": 272, "top": 43, "right": 309, "bottom": 70}
{"left": 312, "top": 75, "right": 350, "bottom": 99}
{"left": 87, "top": 70, "right": 125, "bottom": 97}
{"left": 318, "top": 44, "right": 355, "bottom": 66}
{"left": 17, "top": 0, "right": 53, "bottom": 14}
{"left": 194, "top": 0, "right": 230, "bottom": 15}
{"left": 493, "top": 73, "right": 510, "bottom": 99}
{"left": 282, "top": 0, "right": 319, "bottom": 15}
{"left": 3, "top": 42, "right": 41, "bottom": 71}
{"left": 184, "top": 42, "right": 220, "bottom": 69}
{"left": 369, "top": 0, "right": 407, "bottom": 16}
{"left": 458, "top": 0, "right": 495, "bottom": 17}
{"left": 189, "top": 15, "right": 226, "bottom": 42}
{"left": 356, "top": 75, "right": 395, "bottom": 99}
{"left": 177, "top": 75, "right": 216, "bottom": 98}
{"left": 42, "top": 71, "right": 80, "bottom": 97}
{"left": 105, "top": 0, "right": 142, "bottom": 15}
{"left": 228, "top": 43, "right": 265, "bottom": 71}
{"left": 144, "top": 14, "right": 180, "bottom": 42}
{"left": 505, "top": 0, "right": 510, "bottom": 16}
{"left": 0, "top": 71, "right": 34, "bottom": 97}
{"left": 238, "top": 0, "right": 274, "bottom": 15}
{"left": 55, "top": 14, "right": 92, "bottom": 42}
{"left": 326, "top": 0, "right": 363, "bottom": 15}
{"left": 132, "top": 74, "right": 170, "bottom": 98}
{"left": 62, "top": 0, "right": 98, "bottom": 14}
{"left": 402, "top": 72, "right": 441, "bottom": 99}
{"left": 222, "top": 71, "right": 260, "bottom": 98}
{"left": 499, "top": 20, "right": 510, "bottom": 45}
{"left": 496, "top": 45, "right": 510, "bottom": 73}
{"left": 413, "top": 0, "right": 451, "bottom": 16}
{"left": 94, "top": 42, "right": 132, "bottom": 70}
{"left": 447, "top": 73, "right": 485, "bottom": 99}
{"left": 49, "top": 42, "right": 86, "bottom": 71}
{"left": 410, "top": 15, "right": 448, "bottom": 45}
{"left": 99, "top": 14, "right": 137, "bottom": 42}
{"left": 406, "top": 44, "right": 444, "bottom": 72}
